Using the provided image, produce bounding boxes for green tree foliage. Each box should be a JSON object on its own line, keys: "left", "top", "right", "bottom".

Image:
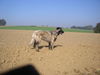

{"left": 94, "top": 23, "right": 100, "bottom": 33}
{"left": 0, "top": 19, "right": 6, "bottom": 26}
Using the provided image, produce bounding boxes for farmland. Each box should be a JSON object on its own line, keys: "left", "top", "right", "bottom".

{"left": 0, "top": 27, "right": 100, "bottom": 75}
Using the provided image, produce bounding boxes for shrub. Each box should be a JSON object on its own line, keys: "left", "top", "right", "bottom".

{"left": 94, "top": 23, "right": 100, "bottom": 33}
{"left": 0, "top": 19, "right": 6, "bottom": 26}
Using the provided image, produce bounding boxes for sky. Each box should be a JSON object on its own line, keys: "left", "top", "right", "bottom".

{"left": 0, "top": 0, "right": 100, "bottom": 27}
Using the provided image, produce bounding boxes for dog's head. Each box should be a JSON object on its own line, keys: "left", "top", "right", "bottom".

{"left": 56, "top": 27, "right": 64, "bottom": 35}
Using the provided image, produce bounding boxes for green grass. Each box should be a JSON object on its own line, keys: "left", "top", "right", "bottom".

{"left": 0, "top": 26, "right": 93, "bottom": 33}
{"left": 0, "top": 26, "right": 55, "bottom": 31}
{"left": 63, "top": 28, "right": 93, "bottom": 33}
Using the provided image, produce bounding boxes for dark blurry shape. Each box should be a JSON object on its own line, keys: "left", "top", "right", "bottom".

{"left": 0, "top": 19, "right": 6, "bottom": 26}
{"left": 1, "top": 65, "right": 40, "bottom": 75}
{"left": 95, "top": 69, "right": 100, "bottom": 75}
{"left": 94, "top": 23, "right": 100, "bottom": 33}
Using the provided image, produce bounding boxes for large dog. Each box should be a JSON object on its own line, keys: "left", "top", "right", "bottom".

{"left": 30, "top": 27, "right": 64, "bottom": 52}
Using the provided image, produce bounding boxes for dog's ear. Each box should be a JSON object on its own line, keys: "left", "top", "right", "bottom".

{"left": 56, "top": 27, "right": 62, "bottom": 30}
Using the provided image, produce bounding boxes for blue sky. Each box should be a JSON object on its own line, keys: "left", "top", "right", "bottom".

{"left": 0, "top": 0, "right": 100, "bottom": 27}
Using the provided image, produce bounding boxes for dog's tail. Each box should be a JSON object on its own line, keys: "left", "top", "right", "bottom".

{"left": 29, "top": 31, "right": 41, "bottom": 45}
{"left": 29, "top": 38, "right": 35, "bottom": 45}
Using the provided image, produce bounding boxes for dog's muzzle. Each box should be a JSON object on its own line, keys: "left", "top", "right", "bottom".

{"left": 60, "top": 30, "right": 64, "bottom": 35}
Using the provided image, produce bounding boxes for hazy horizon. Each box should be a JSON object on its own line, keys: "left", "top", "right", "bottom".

{"left": 0, "top": 0, "right": 100, "bottom": 27}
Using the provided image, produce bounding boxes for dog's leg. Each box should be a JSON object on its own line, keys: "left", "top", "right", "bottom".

{"left": 50, "top": 37, "right": 55, "bottom": 50}
{"left": 51, "top": 42, "right": 54, "bottom": 50}
{"left": 35, "top": 42, "right": 39, "bottom": 52}
{"left": 48, "top": 42, "right": 53, "bottom": 50}
{"left": 33, "top": 40, "right": 36, "bottom": 49}
{"left": 48, "top": 42, "right": 51, "bottom": 49}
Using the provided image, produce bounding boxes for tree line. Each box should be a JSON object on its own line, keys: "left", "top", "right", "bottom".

{"left": 71, "top": 25, "right": 93, "bottom": 30}
{"left": 71, "top": 23, "right": 100, "bottom": 33}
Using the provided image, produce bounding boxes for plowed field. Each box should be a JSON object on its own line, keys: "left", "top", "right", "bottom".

{"left": 0, "top": 29, "right": 100, "bottom": 75}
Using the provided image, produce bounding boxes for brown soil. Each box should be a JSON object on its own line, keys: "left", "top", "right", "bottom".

{"left": 0, "top": 29, "right": 100, "bottom": 75}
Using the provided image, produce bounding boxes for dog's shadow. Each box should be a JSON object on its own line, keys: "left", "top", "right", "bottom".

{"left": 38, "top": 45, "right": 62, "bottom": 49}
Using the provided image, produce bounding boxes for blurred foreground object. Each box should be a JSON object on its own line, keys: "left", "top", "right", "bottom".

{"left": 1, "top": 65, "right": 40, "bottom": 75}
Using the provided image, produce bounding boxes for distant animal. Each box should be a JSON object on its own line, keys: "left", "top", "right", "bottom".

{"left": 29, "top": 27, "right": 64, "bottom": 52}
